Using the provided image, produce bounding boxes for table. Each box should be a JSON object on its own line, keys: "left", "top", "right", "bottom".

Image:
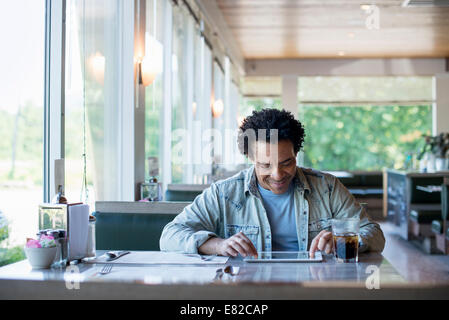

{"left": 416, "top": 185, "right": 442, "bottom": 193}
{"left": 0, "top": 251, "right": 448, "bottom": 299}
{"left": 384, "top": 169, "right": 448, "bottom": 240}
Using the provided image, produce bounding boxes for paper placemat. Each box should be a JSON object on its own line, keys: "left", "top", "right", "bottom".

{"left": 85, "top": 251, "right": 229, "bottom": 265}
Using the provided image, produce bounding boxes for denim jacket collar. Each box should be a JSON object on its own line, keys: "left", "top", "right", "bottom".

{"left": 295, "top": 167, "right": 311, "bottom": 194}
{"left": 244, "top": 165, "right": 311, "bottom": 197}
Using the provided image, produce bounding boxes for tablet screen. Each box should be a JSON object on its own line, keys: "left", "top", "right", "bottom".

{"left": 244, "top": 251, "right": 322, "bottom": 262}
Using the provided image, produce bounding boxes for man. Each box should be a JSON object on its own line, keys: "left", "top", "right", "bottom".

{"left": 160, "top": 108, "right": 385, "bottom": 258}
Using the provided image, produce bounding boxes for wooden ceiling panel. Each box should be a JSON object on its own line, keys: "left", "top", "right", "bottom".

{"left": 216, "top": 0, "right": 449, "bottom": 58}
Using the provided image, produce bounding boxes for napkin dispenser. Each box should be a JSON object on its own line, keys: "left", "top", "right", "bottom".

{"left": 38, "top": 203, "right": 90, "bottom": 263}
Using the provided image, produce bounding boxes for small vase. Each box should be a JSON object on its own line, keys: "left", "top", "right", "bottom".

{"left": 419, "top": 158, "right": 427, "bottom": 172}
{"left": 427, "top": 153, "right": 436, "bottom": 172}
{"left": 435, "top": 157, "right": 446, "bottom": 172}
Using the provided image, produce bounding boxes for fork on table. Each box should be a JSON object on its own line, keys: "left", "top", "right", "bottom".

{"left": 100, "top": 263, "right": 113, "bottom": 275}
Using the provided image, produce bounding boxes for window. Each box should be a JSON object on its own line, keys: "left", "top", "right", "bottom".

{"left": 212, "top": 61, "right": 225, "bottom": 166}
{"left": 229, "top": 81, "right": 244, "bottom": 167}
{"left": 65, "top": 0, "right": 123, "bottom": 203}
{"left": 234, "top": 77, "right": 283, "bottom": 168}
{"left": 241, "top": 97, "right": 282, "bottom": 118}
{"left": 0, "top": 0, "right": 45, "bottom": 266}
{"left": 298, "top": 77, "right": 433, "bottom": 171}
{"left": 170, "top": 3, "right": 212, "bottom": 184}
{"left": 191, "top": 29, "right": 213, "bottom": 182}
{"left": 171, "top": 4, "right": 189, "bottom": 183}
{"left": 239, "top": 77, "right": 282, "bottom": 121}
{"left": 142, "top": 1, "right": 224, "bottom": 186}
{"left": 145, "top": 0, "right": 165, "bottom": 181}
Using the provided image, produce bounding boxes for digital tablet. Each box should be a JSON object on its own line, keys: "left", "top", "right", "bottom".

{"left": 244, "top": 251, "right": 323, "bottom": 263}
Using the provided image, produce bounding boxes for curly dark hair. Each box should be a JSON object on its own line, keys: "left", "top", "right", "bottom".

{"left": 237, "top": 108, "right": 305, "bottom": 157}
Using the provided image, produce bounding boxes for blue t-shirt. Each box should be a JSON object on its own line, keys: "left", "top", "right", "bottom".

{"left": 257, "top": 182, "right": 299, "bottom": 251}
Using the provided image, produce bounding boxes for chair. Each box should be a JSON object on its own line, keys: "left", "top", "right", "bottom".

{"left": 431, "top": 179, "right": 449, "bottom": 254}
{"left": 407, "top": 176, "right": 443, "bottom": 237}
{"left": 431, "top": 220, "right": 445, "bottom": 234}
{"left": 93, "top": 201, "right": 189, "bottom": 251}
{"left": 409, "top": 209, "right": 441, "bottom": 238}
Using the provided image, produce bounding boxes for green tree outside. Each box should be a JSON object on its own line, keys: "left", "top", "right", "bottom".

{"left": 301, "top": 104, "right": 431, "bottom": 170}
{"left": 0, "top": 211, "right": 25, "bottom": 267}
{"left": 239, "top": 98, "right": 431, "bottom": 171}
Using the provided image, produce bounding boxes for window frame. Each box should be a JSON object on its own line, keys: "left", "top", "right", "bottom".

{"left": 43, "top": 0, "right": 66, "bottom": 202}
{"left": 45, "top": 0, "right": 242, "bottom": 202}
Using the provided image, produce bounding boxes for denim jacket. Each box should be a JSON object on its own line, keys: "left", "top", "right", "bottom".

{"left": 159, "top": 166, "right": 385, "bottom": 254}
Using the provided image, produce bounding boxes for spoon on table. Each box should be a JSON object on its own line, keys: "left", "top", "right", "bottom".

{"left": 105, "top": 251, "right": 130, "bottom": 261}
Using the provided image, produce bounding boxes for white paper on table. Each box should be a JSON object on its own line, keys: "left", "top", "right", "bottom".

{"left": 87, "top": 251, "right": 229, "bottom": 265}
{"left": 67, "top": 204, "right": 89, "bottom": 261}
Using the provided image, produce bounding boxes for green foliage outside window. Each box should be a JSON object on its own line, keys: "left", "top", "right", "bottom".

{"left": 239, "top": 98, "right": 432, "bottom": 171}
{"left": 0, "top": 211, "right": 25, "bottom": 267}
{"left": 0, "top": 103, "right": 43, "bottom": 185}
{"left": 301, "top": 105, "right": 432, "bottom": 171}
{"left": 0, "top": 213, "right": 8, "bottom": 243}
{"left": 240, "top": 97, "right": 282, "bottom": 117}
{"left": 145, "top": 81, "right": 162, "bottom": 182}
{"left": 0, "top": 103, "right": 40, "bottom": 266}
{"left": 0, "top": 246, "right": 25, "bottom": 267}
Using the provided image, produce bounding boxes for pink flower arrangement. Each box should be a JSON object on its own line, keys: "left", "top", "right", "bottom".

{"left": 26, "top": 234, "right": 56, "bottom": 248}
{"left": 26, "top": 239, "right": 42, "bottom": 248}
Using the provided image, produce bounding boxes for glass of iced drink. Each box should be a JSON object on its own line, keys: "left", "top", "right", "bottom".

{"left": 331, "top": 218, "right": 360, "bottom": 263}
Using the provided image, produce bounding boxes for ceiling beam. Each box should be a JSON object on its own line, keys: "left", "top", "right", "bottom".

{"left": 245, "top": 58, "right": 447, "bottom": 76}
{"left": 195, "top": 0, "right": 245, "bottom": 76}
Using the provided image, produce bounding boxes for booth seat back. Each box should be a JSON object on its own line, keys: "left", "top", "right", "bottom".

{"left": 164, "top": 190, "right": 203, "bottom": 202}
{"left": 164, "top": 184, "right": 209, "bottom": 202}
{"left": 338, "top": 172, "right": 383, "bottom": 199}
{"left": 93, "top": 201, "right": 190, "bottom": 251}
{"left": 338, "top": 172, "right": 382, "bottom": 187}
{"left": 338, "top": 175, "right": 362, "bottom": 187}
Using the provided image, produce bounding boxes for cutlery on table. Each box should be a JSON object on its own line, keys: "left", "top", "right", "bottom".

{"left": 100, "top": 263, "right": 113, "bottom": 275}
{"left": 105, "top": 251, "right": 130, "bottom": 261}
{"left": 185, "top": 254, "right": 217, "bottom": 261}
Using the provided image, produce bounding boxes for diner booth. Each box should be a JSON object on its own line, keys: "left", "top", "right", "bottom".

{"left": 0, "top": 0, "right": 449, "bottom": 302}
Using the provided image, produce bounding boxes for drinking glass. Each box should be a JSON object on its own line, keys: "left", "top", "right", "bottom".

{"left": 331, "top": 218, "right": 360, "bottom": 263}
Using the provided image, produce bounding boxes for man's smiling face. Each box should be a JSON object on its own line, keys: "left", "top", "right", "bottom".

{"left": 250, "top": 139, "right": 298, "bottom": 194}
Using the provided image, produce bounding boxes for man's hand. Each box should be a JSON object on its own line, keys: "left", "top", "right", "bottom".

{"left": 309, "top": 230, "right": 334, "bottom": 258}
{"left": 200, "top": 232, "right": 258, "bottom": 258}
{"left": 217, "top": 232, "right": 258, "bottom": 258}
